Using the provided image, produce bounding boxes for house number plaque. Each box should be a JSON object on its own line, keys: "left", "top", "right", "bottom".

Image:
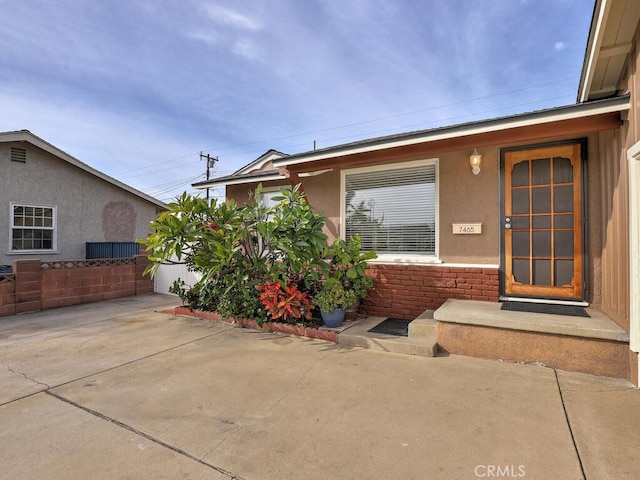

{"left": 452, "top": 223, "right": 482, "bottom": 234}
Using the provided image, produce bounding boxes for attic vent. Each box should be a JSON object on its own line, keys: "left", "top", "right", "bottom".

{"left": 11, "top": 147, "right": 26, "bottom": 163}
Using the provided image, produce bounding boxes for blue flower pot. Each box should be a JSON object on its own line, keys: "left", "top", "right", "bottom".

{"left": 321, "top": 308, "right": 345, "bottom": 328}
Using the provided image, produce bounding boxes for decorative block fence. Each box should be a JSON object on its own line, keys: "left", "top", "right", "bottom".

{"left": 362, "top": 264, "right": 500, "bottom": 320}
{"left": 0, "top": 255, "right": 153, "bottom": 317}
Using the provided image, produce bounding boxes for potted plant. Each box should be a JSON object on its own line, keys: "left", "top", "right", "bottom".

{"left": 313, "top": 278, "right": 357, "bottom": 328}
{"left": 327, "top": 235, "right": 376, "bottom": 320}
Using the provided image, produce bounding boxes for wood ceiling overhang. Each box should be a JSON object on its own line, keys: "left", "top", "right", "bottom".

{"left": 579, "top": 0, "right": 640, "bottom": 101}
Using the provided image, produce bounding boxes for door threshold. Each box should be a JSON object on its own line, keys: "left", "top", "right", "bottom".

{"left": 499, "top": 296, "right": 589, "bottom": 307}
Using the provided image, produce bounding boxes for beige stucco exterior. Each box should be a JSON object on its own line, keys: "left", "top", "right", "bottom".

{"left": 228, "top": 129, "right": 614, "bottom": 311}
{"left": 204, "top": 0, "right": 640, "bottom": 383}
{"left": 0, "top": 138, "right": 165, "bottom": 266}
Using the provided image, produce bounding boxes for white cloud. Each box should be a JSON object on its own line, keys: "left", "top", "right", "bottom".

{"left": 202, "top": 4, "right": 262, "bottom": 31}
{"left": 232, "top": 38, "right": 261, "bottom": 60}
{"left": 0, "top": 0, "right": 595, "bottom": 202}
{"left": 186, "top": 30, "right": 223, "bottom": 46}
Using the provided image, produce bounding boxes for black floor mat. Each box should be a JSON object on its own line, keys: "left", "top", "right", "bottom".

{"left": 368, "top": 318, "right": 411, "bottom": 337}
{"left": 501, "top": 302, "right": 589, "bottom": 317}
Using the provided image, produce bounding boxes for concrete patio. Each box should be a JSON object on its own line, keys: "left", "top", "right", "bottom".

{"left": 1, "top": 294, "right": 639, "bottom": 479}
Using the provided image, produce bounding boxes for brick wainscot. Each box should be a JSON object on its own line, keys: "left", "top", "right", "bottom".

{"left": 362, "top": 264, "right": 499, "bottom": 319}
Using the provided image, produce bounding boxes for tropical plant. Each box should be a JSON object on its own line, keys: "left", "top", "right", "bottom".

{"left": 257, "top": 280, "right": 313, "bottom": 324}
{"left": 327, "top": 235, "right": 376, "bottom": 298}
{"left": 139, "top": 184, "right": 330, "bottom": 324}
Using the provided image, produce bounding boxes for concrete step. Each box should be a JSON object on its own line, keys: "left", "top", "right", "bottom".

{"left": 408, "top": 310, "right": 435, "bottom": 339}
{"left": 337, "top": 317, "right": 437, "bottom": 357}
{"left": 434, "top": 299, "right": 631, "bottom": 380}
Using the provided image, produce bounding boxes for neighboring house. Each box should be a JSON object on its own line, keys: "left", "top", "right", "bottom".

{"left": 194, "top": 0, "right": 640, "bottom": 385}
{"left": 0, "top": 130, "right": 166, "bottom": 267}
{"left": 193, "top": 149, "right": 289, "bottom": 204}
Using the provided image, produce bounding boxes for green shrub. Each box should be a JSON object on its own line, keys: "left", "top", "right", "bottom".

{"left": 139, "top": 184, "right": 329, "bottom": 323}
{"left": 313, "top": 278, "right": 358, "bottom": 312}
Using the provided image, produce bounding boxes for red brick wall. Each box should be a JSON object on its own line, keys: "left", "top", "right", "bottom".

{"left": 0, "top": 255, "right": 153, "bottom": 317}
{"left": 362, "top": 264, "right": 499, "bottom": 319}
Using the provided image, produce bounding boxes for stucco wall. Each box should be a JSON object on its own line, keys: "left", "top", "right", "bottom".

{"left": 437, "top": 150, "right": 499, "bottom": 263}
{"left": 227, "top": 150, "right": 501, "bottom": 264}
{"left": 0, "top": 142, "right": 162, "bottom": 265}
{"left": 226, "top": 132, "right": 613, "bottom": 312}
{"left": 226, "top": 174, "right": 342, "bottom": 241}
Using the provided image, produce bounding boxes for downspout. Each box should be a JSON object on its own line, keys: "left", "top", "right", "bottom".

{"left": 627, "top": 141, "right": 640, "bottom": 385}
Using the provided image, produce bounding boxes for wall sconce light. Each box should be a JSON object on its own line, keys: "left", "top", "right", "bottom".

{"left": 469, "top": 149, "right": 482, "bottom": 175}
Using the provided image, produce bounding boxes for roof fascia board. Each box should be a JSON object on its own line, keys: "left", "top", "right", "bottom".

{"left": 234, "top": 150, "right": 287, "bottom": 175}
{"left": 0, "top": 131, "right": 167, "bottom": 209}
{"left": 274, "top": 97, "right": 629, "bottom": 168}
{"left": 193, "top": 172, "right": 284, "bottom": 189}
{"left": 578, "top": 0, "right": 611, "bottom": 102}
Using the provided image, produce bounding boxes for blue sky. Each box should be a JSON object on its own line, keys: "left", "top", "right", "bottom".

{"left": 1, "top": 0, "right": 595, "bottom": 202}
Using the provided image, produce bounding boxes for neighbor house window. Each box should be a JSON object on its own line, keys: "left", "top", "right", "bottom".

{"left": 258, "top": 188, "right": 282, "bottom": 209}
{"left": 342, "top": 159, "right": 438, "bottom": 261}
{"left": 10, "top": 204, "right": 57, "bottom": 252}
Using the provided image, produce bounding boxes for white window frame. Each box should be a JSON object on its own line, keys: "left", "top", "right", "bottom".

{"left": 9, "top": 203, "right": 58, "bottom": 254}
{"left": 257, "top": 187, "right": 283, "bottom": 208}
{"left": 340, "top": 158, "right": 440, "bottom": 264}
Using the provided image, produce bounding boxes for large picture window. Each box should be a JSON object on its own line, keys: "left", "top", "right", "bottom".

{"left": 342, "top": 160, "right": 438, "bottom": 261}
{"left": 10, "top": 204, "right": 57, "bottom": 252}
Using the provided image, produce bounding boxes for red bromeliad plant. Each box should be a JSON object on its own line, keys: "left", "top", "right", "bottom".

{"left": 257, "top": 281, "right": 313, "bottom": 324}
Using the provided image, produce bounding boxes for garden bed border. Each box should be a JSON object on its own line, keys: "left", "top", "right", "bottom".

{"left": 167, "top": 306, "right": 339, "bottom": 342}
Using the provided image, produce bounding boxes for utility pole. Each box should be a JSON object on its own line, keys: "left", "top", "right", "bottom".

{"left": 200, "top": 152, "right": 218, "bottom": 201}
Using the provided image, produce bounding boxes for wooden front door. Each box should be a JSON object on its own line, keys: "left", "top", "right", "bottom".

{"left": 503, "top": 142, "right": 584, "bottom": 299}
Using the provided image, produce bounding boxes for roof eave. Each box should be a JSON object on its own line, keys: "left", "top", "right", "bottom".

{"left": 233, "top": 149, "right": 289, "bottom": 175}
{"left": 192, "top": 172, "right": 285, "bottom": 190}
{"left": 0, "top": 130, "right": 168, "bottom": 210}
{"left": 273, "top": 96, "right": 629, "bottom": 168}
{"left": 578, "top": 0, "right": 606, "bottom": 103}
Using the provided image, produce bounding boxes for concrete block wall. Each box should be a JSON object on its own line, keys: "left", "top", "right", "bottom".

{"left": 0, "top": 273, "right": 16, "bottom": 316}
{"left": 14, "top": 260, "right": 42, "bottom": 314}
{"left": 0, "top": 255, "right": 153, "bottom": 317}
{"left": 362, "top": 264, "right": 500, "bottom": 320}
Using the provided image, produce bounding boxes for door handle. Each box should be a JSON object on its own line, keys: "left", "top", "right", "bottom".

{"left": 505, "top": 217, "right": 511, "bottom": 229}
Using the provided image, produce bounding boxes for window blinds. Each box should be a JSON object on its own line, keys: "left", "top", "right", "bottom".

{"left": 345, "top": 163, "right": 436, "bottom": 255}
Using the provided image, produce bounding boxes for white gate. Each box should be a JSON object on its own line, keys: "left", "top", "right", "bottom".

{"left": 153, "top": 262, "right": 201, "bottom": 295}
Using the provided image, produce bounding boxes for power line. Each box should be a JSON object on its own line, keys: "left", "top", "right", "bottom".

{"left": 116, "top": 76, "right": 579, "bottom": 177}
{"left": 141, "top": 175, "right": 203, "bottom": 200}
{"left": 313, "top": 93, "right": 576, "bottom": 147}
{"left": 138, "top": 90, "right": 576, "bottom": 203}
{"left": 187, "top": 91, "right": 576, "bottom": 162}
{"left": 196, "top": 76, "right": 579, "bottom": 155}
{"left": 144, "top": 174, "right": 204, "bottom": 193}
{"left": 118, "top": 151, "right": 201, "bottom": 176}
